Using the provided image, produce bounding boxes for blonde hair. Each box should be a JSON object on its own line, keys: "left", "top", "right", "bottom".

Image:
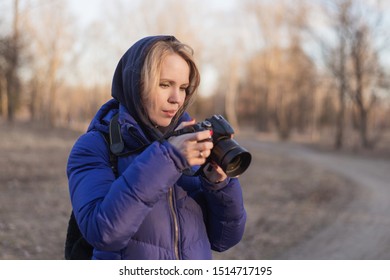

{"left": 140, "top": 39, "right": 200, "bottom": 120}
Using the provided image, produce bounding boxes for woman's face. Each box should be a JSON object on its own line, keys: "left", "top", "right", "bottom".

{"left": 144, "top": 53, "right": 190, "bottom": 127}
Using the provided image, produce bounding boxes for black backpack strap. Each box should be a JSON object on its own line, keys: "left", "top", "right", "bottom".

{"left": 109, "top": 113, "right": 125, "bottom": 155}
{"left": 108, "top": 113, "right": 150, "bottom": 157}
{"left": 100, "top": 132, "right": 119, "bottom": 178}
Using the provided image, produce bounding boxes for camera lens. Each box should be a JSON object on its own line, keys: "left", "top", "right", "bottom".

{"left": 210, "top": 138, "right": 252, "bottom": 177}
{"left": 226, "top": 156, "right": 242, "bottom": 172}
{"left": 223, "top": 148, "right": 251, "bottom": 177}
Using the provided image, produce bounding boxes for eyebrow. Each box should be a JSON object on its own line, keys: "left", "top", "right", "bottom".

{"left": 160, "top": 79, "right": 189, "bottom": 87}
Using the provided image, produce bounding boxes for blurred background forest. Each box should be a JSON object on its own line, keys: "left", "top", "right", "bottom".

{"left": 1, "top": 0, "right": 390, "bottom": 260}
{"left": 1, "top": 0, "right": 390, "bottom": 149}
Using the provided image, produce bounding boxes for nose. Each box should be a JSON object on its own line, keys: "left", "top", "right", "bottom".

{"left": 168, "top": 87, "right": 182, "bottom": 104}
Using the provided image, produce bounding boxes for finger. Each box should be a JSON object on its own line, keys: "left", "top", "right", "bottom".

{"left": 175, "top": 130, "right": 211, "bottom": 143}
{"left": 203, "top": 161, "right": 228, "bottom": 182}
{"left": 195, "top": 141, "right": 213, "bottom": 154}
{"left": 175, "top": 119, "right": 196, "bottom": 131}
{"left": 192, "top": 130, "right": 213, "bottom": 142}
{"left": 195, "top": 149, "right": 210, "bottom": 159}
{"left": 187, "top": 154, "right": 207, "bottom": 166}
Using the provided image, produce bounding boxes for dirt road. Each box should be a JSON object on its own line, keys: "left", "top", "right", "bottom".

{"left": 243, "top": 138, "right": 390, "bottom": 259}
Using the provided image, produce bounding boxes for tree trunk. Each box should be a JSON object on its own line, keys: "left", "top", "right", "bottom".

{"left": 6, "top": 0, "right": 20, "bottom": 122}
{"left": 334, "top": 88, "right": 345, "bottom": 149}
{"left": 225, "top": 60, "right": 239, "bottom": 133}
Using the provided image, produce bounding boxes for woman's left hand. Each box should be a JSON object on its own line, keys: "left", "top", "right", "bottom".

{"left": 202, "top": 161, "right": 228, "bottom": 184}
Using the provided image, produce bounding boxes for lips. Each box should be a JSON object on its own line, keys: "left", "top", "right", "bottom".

{"left": 162, "top": 110, "right": 177, "bottom": 118}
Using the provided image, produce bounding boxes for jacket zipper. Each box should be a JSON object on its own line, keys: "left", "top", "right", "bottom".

{"left": 168, "top": 187, "right": 180, "bottom": 259}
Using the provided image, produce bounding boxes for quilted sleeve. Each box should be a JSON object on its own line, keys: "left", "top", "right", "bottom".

{"left": 67, "top": 132, "right": 186, "bottom": 251}
{"left": 200, "top": 177, "right": 247, "bottom": 252}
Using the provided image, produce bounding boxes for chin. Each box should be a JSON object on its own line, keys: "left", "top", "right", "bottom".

{"left": 155, "top": 119, "right": 173, "bottom": 128}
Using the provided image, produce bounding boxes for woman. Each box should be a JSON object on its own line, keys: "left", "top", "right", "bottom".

{"left": 67, "top": 35, "right": 246, "bottom": 260}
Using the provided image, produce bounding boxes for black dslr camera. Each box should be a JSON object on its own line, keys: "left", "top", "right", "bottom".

{"left": 172, "top": 115, "right": 251, "bottom": 177}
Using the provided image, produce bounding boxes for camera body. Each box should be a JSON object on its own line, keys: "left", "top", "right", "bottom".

{"left": 175, "top": 114, "right": 233, "bottom": 140}
{"left": 174, "top": 115, "right": 251, "bottom": 177}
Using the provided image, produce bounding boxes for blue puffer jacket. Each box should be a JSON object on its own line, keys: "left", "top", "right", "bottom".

{"left": 66, "top": 36, "right": 246, "bottom": 260}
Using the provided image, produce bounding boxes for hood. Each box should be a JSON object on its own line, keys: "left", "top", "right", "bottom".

{"left": 87, "top": 99, "right": 119, "bottom": 134}
{"left": 111, "top": 35, "right": 181, "bottom": 141}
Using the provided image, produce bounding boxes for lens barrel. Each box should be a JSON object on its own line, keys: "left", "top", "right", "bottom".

{"left": 210, "top": 138, "right": 252, "bottom": 177}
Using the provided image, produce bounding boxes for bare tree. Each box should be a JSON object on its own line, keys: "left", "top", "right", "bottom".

{"left": 243, "top": 0, "right": 284, "bottom": 133}
{"left": 348, "top": 15, "right": 386, "bottom": 148}
{"left": 0, "top": 38, "right": 7, "bottom": 118}
{"left": 321, "top": 0, "right": 388, "bottom": 149}
{"left": 23, "top": 0, "right": 75, "bottom": 126}
{"left": 223, "top": 58, "right": 240, "bottom": 131}
{"left": 103, "top": 0, "right": 205, "bottom": 57}
{"left": 0, "top": 0, "right": 21, "bottom": 122}
{"left": 320, "top": 0, "right": 352, "bottom": 149}
{"left": 242, "top": 0, "right": 316, "bottom": 139}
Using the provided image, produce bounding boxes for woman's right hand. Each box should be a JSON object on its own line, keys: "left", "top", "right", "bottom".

{"left": 168, "top": 120, "right": 213, "bottom": 166}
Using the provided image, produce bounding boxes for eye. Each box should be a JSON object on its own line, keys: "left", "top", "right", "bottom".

{"left": 159, "top": 82, "right": 169, "bottom": 88}
{"left": 180, "top": 86, "right": 188, "bottom": 92}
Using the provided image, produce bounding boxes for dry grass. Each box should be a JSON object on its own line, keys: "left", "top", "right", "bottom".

{"left": 0, "top": 122, "right": 78, "bottom": 259}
